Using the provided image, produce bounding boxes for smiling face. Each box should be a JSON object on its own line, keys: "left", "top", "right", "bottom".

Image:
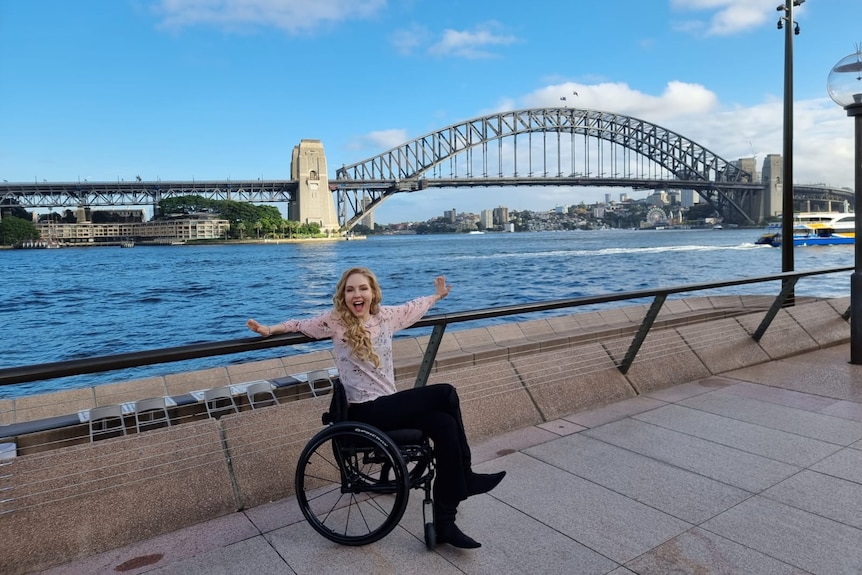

{"left": 343, "top": 272, "right": 375, "bottom": 320}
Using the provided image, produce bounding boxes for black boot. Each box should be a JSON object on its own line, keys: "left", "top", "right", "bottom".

{"left": 437, "top": 522, "right": 482, "bottom": 549}
{"left": 435, "top": 503, "right": 482, "bottom": 549}
{"left": 466, "top": 470, "right": 506, "bottom": 497}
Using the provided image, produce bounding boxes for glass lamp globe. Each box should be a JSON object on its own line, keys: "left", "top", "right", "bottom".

{"left": 827, "top": 50, "right": 862, "bottom": 107}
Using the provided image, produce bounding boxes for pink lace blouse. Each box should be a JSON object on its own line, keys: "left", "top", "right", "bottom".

{"left": 277, "top": 295, "right": 439, "bottom": 403}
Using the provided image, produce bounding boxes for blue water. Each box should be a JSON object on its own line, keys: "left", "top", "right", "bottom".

{"left": 1, "top": 229, "right": 854, "bottom": 398}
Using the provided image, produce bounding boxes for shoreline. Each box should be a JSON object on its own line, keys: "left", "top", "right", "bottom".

{"left": 2, "top": 235, "right": 367, "bottom": 250}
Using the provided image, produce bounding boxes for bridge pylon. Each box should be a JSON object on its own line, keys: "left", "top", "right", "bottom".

{"left": 289, "top": 139, "right": 340, "bottom": 234}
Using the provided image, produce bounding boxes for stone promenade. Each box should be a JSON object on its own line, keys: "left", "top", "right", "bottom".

{"left": 39, "top": 343, "right": 862, "bottom": 575}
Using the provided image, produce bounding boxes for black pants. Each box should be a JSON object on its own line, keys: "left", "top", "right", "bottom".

{"left": 347, "top": 383, "right": 471, "bottom": 506}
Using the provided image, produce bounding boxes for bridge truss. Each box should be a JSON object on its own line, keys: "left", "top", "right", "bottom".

{"left": 335, "top": 107, "right": 761, "bottom": 228}
{"left": 0, "top": 180, "right": 296, "bottom": 211}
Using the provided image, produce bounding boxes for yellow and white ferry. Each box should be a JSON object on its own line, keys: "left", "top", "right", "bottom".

{"left": 755, "top": 212, "right": 856, "bottom": 247}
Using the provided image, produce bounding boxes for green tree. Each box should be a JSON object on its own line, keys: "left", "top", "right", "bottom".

{"left": 0, "top": 216, "right": 39, "bottom": 245}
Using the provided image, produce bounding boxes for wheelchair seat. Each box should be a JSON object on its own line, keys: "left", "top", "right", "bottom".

{"left": 296, "top": 380, "right": 438, "bottom": 549}
{"left": 322, "top": 380, "right": 426, "bottom": 446}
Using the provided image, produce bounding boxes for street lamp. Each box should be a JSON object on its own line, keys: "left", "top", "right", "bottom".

{"left": 777, "top": 1, "right": 804, "bottom": 275}
{"left": 827, "top": 46, "right": 862, "bottom": 363}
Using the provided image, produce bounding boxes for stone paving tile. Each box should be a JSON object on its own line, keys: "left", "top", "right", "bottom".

{"left": 564, "top": 395, "right": 667, "bottom": 428}
{"left": 811, "top": 446, "right": 862, "bottom": 483}
{"left": 678, "top": 390, "right": 862, "bottom": 446}
{"left": 633, "top": 403, "right": 844, "bottom": 467}
{"left": 641, "top": 376, "right": 736, "bottom": 404}
{"left": 702, "top": 496, "right": 862, "bottom": 575}
{"left": 584, "top": 418, "right": 799, "bottom": 492}
{"left": 721, "top": 380, "right": 843, "bottom": 412}
{"left": 267, "top": 520, "right": 461, "bottom": 575}
{"left": 493, "top": 451, "right": 691, "bottom": 564}
{"left": 524, "top": 433, "right": 751, "bottom": 524}
{"left": 402, "top": 493, "right": 620, "bottom": 575}
{"left": 36, "top": 512, "right": 262, "bottom": 575}
{"left": 624, "top": 527, "right": 809, "bottom": 575}
{"left": 818, "top": 399, "right": 862, "bottom": 423}
{"left": 537, "top": 418, "right": 587, "bottom": 436}
{"left": 146, "top": 537, "right": 290, "bottom": 575}
{"left": 763, "top": 469, "right": 862, "bottom": 529}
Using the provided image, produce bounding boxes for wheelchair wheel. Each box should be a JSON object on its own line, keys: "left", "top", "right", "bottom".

{"left": 295, "top": 422, "right": 410, "bottom": 546}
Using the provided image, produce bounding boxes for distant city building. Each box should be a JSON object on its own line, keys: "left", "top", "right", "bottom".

{"left": 619, "top": 192, "right": 629, "bottom": 202}
{"left": 480, "top": 209, "right": 493, "bottom": 229}
{"left": 734, "top": 157, "right": 759, "bottom": 184}
{"left": 604, "top": 193, "right": 612, "bottom": 205}
{"left": 647, "top": 191, "right": 668, "bottom": 206}
{"left": 492, "top": 205, "right": 509, "bottom": 226}
{"left": 680, "top": 189, "right": 697, "bottom": 208}
{"left": 444, "top": 208, "right": 457, "bottom": 223}
{"left": 553, "top": 205, "right": 566, "bottom": 214}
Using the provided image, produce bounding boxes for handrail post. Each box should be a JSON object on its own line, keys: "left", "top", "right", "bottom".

{"left": 753, "top": 277, "right": 798, "bottom": 341}
{"left": 619, "top": 294, "right": 666, "bottom": 375}
{"left": 414, "top": 323, "right": 447, "bottom": 388}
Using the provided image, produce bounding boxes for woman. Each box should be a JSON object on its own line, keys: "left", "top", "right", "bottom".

{"left": 247, "top": 267, "right": 505, "bottom": 549}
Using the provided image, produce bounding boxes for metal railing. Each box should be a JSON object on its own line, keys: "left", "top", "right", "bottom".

{"left": 0, "top": 266, "right": 852, "bottom": 390}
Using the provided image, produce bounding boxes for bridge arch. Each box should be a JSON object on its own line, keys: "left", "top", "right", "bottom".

{"left": 337, "top": 107, "right": 750, "bottom": 183}
{"left": 334, "top": 107, "right": 755, "bottom": 228}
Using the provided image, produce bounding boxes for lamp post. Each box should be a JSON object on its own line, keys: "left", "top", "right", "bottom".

{"left": 827, "top": 47, "right": 862, "bottom": 363}
{"left": 777, "top": 1, "right": 803, "bottom": 276}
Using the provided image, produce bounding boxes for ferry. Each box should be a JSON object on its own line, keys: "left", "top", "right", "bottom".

{"left": 755, "top": 212, "right": 856, "bottom": 247}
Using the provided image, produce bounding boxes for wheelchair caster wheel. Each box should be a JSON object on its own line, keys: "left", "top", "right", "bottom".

{"left": 424, "top": 522, "right": 436, "bottom": 550}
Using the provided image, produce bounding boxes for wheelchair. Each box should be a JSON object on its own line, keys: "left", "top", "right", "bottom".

{"left": 294, "top": 380, "right": 438, "bottom": 548}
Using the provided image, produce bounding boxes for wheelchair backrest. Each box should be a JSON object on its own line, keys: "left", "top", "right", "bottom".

{"left": 321, "top": 379, "right": 349, "bottom": 425}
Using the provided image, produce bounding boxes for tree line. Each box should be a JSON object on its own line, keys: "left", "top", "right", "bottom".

{"left": 157, "top": 195, "right": 321, "bottom": 239}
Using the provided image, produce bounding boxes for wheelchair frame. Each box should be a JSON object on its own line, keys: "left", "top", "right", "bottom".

{"left": 294, "top": 383, "right": 438, "bottom": 548}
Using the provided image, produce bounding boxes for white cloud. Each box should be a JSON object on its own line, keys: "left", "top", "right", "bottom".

{"left": 347, "top": 129, "right": 410, "bottom": 152}
{"left": 520, "top": 81, "right": 719, "bottom": 123}
{"left": 153, "top": 0, "right": 387, "bottom": 34}
{"left": 427, "top": 22, "right": 518, "bottom": 59}
{"left": 670, "top": 0, "right": 785, "bottom": 36}
{"left": 390, "top": 24, "right": 430, "bottom": 55}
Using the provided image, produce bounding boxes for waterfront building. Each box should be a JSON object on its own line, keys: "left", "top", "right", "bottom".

{"left": 37, "top": 214, "right": 230, "bottom": 244}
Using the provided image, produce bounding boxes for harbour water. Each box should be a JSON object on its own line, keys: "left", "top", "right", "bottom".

{"left": 1, "top": 228, "right": 854, "bottom": 398}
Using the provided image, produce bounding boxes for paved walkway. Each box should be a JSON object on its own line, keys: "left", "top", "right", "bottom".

{"left": 38, "top": 343, "right": 862, "bottom": 574}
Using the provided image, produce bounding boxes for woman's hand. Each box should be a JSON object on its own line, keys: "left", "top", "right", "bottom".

{"left": 434, "top": 276, "right": 452, "bottom": 300}
{"left": 246, "top": 319, "right": 271, "bottom": 337}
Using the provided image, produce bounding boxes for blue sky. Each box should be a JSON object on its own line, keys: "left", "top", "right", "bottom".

{"left": 1, "top": 0, "right": 860, "bottom": 223}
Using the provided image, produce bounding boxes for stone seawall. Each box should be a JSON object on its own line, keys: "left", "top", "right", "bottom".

{"left": 0, "top": 295, "right": 850, "bottom": 574}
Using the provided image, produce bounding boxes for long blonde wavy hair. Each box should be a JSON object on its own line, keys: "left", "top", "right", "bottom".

{"left": 333, "top": 267, "right": 383, "bottom": 367}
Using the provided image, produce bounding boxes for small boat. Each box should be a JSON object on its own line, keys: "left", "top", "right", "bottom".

{"left": 755, "top": 212, "right": 856, "bottom": 247}
{"left": 120, "top": 241, "right": 135, "bottom": 248}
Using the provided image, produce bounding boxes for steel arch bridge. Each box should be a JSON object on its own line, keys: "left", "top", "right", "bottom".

{"left": 334, "top": 107, "right": 762, "bottom": 228}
